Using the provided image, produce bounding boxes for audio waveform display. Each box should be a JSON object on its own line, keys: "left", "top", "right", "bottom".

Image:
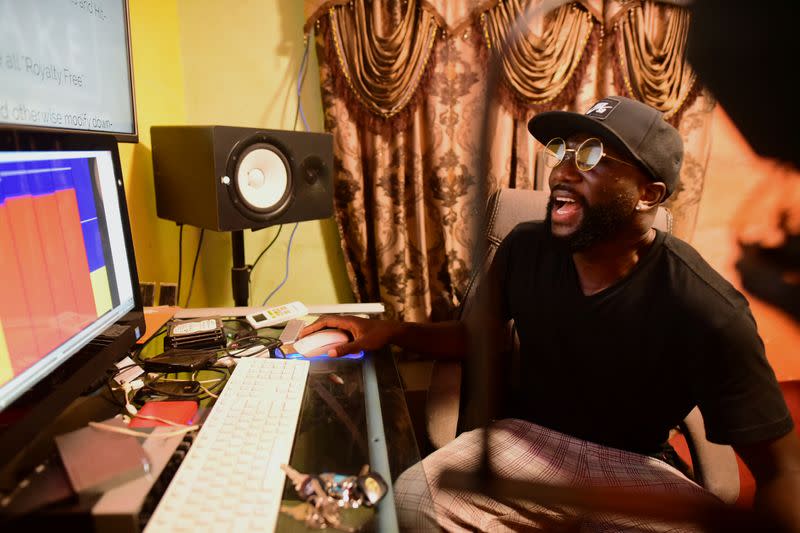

{"left": 0, "top": 157, "right": 115, "bottom": 386}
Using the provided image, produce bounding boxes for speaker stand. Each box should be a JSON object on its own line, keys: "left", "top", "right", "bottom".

{"left": 231, "top": 230, "right": 250, "bottom": 306}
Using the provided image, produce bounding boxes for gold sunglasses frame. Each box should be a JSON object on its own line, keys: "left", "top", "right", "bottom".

{"left": 544, "top": 137, "right": 635, "bottom": 172}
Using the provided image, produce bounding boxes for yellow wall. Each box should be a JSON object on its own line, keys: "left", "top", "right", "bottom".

{"left": 121, "top": 0, "right": 352, "bottom": 308}
{"left": 118, "top": 0, "right": 187, "bottom": 288}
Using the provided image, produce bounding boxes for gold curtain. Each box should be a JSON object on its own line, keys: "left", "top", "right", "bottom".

{"left": 481, "top": 0, "right": 599, "bottom": 114}
{"left": 610, "top": 1, "right": 697, "bottom": 121}
{"left": 308, "top": 0, "right": 715, "bottom": 320}
{"left": 325, "top": 0, "right": 439, "bottom": 124}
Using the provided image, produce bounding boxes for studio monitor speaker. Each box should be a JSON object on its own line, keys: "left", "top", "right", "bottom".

{"left": 150, "top": 126, "right": 333, "bottom": 231}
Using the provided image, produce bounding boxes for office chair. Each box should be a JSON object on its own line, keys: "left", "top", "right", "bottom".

{"left": 424, "top": 187, "right": 741, "bottom": 504}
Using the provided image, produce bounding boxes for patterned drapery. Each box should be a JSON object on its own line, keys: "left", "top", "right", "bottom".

{"left": 325, "top": 0, "right": 439, "bottom": 124}
{"left": 306, "top": 0, "right": 715, "bottom": 321}
{"left": 611, "top": 1, "right": 698, "bottom": 121}
{"left": 481, "top": 1, "right": 600, "bottom": 114}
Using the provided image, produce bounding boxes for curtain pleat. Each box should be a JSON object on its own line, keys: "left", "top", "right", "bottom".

{"left": 325, "top": 0, "right": 440, "bottom": 123}
{"left": 481, "top": 1, "right": 599, "bottom": 114}
{"left": 611, "top": 1, "right": 697, "bottom": 121}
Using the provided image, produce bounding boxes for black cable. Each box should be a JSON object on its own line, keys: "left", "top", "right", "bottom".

{"left": 225, "top": 334, "right": 280, "bottom": 358}
{"left": 184, "top": 228, "right": 205, "bottom": 307}
{"left": 104, "top": 364, "right": 149, "bottom": 413}
{"left": 110, "top": 363, "right": 141, "bottom": 378}
{"left": 228, "top": 334, "right": 280, "bottom": 346}
{"left": 177, "top": 224, "right": 184, "bottom": 305}
{"left": 142, "top": 367, "right": 230, "bottom": 401}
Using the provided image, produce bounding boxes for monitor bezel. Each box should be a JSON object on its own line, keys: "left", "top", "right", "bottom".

{"left": 0, "top": 129, "right": 145, "bottom": 481}
{"left": 0, "top": 0, "right": 138, "bottom": 143}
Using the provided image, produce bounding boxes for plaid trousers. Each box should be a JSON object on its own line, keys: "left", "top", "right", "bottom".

{"left": 394, "top": 419, "right": 719, "bottom": 532}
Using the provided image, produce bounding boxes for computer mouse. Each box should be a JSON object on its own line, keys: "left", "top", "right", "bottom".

{"left": 292, "top": 328, "right": 350, "bottom": 357}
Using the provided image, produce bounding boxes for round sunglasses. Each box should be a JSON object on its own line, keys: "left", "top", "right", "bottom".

{"left": 544, "top": 137, "right": 635, "bottom": 172}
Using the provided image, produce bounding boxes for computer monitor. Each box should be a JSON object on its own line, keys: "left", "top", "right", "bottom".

{"left": 0, "top": 0, "right": 137, "bottom": 141}
{"left": 0, "top": 129, "right": 144, "bottom": 479}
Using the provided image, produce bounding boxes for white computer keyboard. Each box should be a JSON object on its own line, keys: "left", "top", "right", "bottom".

{"left": 144, "top": 357, "right": 309, "bottom": 533}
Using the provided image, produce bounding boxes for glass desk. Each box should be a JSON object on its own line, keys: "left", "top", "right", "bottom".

{"left": 135, "top": 320, "right": 431, "bottom": 532}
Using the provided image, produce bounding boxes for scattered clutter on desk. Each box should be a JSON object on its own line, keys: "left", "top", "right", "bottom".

{"left": 141, "top": 348, "right": 219, "bottom": 372}
{"left": 280, "top": 464, "right": 388, "bottom": 531}
{"left": 227, "top": 334, "right": 281, "bottom": 356}
{"left": 122, "top": 316, "right": 281, "bottom": 407}
{"left": 106, "top": 310, "right": 323, "bottom": 427}
{"left": 137, "top": 306, "right": 179, "bottom": 344}
{"left": 108, "top": 361, "right": 227, "bottom": 409}
{"left": 164, "top": 317, "right": 226, "bottom": 349}
{"left": 113, "top": 355, "right": 145, "bottom": 385}
{"left": 144, "top": 379, "right": 202, "bottom": 398}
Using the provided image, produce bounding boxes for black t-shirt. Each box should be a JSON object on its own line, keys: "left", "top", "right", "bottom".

{"left": 487, "top": 221, "right": 793, "bottom": 455}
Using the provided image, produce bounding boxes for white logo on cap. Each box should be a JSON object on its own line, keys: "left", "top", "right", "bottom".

{"left": 585, "top": 99, "right": 620, "bottom": 120}
{"left": 587, "top": 102, "right": 613, "bottom": 115}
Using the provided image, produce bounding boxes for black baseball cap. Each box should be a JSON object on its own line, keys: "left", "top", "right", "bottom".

{"left": 527, "top": 96, "right": 683, "bottom": 198}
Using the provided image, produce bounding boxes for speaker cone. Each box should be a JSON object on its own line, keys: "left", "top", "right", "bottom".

{"left": 230, "top": 142, "right": 292, "bottom": 219}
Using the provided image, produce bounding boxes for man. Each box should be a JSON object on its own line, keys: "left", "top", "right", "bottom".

{"left": 301, "top": 97, "right": 800, "bottom": 531}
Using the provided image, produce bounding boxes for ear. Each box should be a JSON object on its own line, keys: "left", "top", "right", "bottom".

{"left": 636, "top": 182, "right": 667, "bottom": 212}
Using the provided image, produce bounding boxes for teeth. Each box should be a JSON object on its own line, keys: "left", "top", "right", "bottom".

{"left": 555, "top": 196, "right": 575, "bottom": 203}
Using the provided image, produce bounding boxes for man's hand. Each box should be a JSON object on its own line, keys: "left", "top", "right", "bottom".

{"left": 299, "top": 316, "right": 470, "bottom": 360}
{"left": 299, "top": 315, "right": 402, "bottom": 357}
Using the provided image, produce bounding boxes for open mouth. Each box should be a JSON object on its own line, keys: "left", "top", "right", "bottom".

{"left": 552, "top": 195, "right": 582, "bottom": 221}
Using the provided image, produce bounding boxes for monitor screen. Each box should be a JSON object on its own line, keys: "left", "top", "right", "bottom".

{"left": 0, "top": 148, "right": 137, "bottom": 410}
{"left": 0, "top": 0, "right": 137, "bottom": 140}
{"left": 0, "top": 132, "right": 143, "bottom": 486}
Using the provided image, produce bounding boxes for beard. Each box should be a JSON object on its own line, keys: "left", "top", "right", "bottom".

{"left": 545, "top": 192, "right": 638, "bottom": 251}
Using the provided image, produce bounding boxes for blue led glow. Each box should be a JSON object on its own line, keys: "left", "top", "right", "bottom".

{"left": 274, "top": 347, "right": 365, "bottom": 361}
